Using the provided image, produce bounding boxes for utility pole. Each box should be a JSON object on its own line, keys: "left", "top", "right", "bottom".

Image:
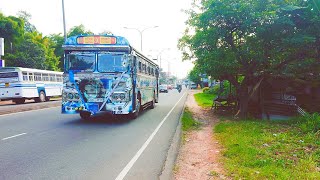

{"left": 62, "top": 0, "right": 67, "bottom": 41}
{"left": 0, "top": 38, "right": 4, "bottom": 67}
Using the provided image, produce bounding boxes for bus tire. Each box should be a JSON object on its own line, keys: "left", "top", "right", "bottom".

{"left": 13, "top": 98, "right": 25, "bottom": 104}
{"left": 35, "top": 91, "right": 46, "bottom": 103}
{"left": 45, "top": 96, "right": 50, "bottom": 101}
{"left": 80, "top": 111, "right": 91, "bottom": 120}
{"left": 150, "top": 93, "right": 156, "bottom": 109}
{"left": 130, "top": 98, "right": 140, "bottom": 119}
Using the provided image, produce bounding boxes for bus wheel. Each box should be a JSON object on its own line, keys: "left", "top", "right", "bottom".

{"left": 150, "top": 93, "right": 156, "bottom": 109}
{"left": 14, "top": 98, "right": 25, "bottom": 104}
{"left": 80, "top": 111, "right": 91, "bottom": 120}
{"left": 35, "top": 91, "right": 46, "bottom": 102}
{"left": 130, "top": 98, "right": 140, "bottom": 119}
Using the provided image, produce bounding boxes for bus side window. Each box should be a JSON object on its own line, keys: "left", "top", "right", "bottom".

{"left": 42, "top": 73, "right": 49, "bottom": 81}
{"left": 49, "top": 74, "right": 55, "bottom": 82}
{"left": 143, "top": 64, "right": 146, "bottom": 74}
{"left": 22, "top": 72, "right": 28, "bottom": 81}
{"left": 56, "top": 75, "right": 62, "bottom": 82}
{"left": 28, "top": 73, "right": 34, "bottom": 81}
{"left": 34, "top": 73, "right": 41, "bottom": 81}
{"left": 139, "top": 61, "right": 142, "bottom": 73}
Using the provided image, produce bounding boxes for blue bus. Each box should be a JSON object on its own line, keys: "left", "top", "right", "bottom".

{"left": 62, "top": 35, "right": 159, "bottom": 119}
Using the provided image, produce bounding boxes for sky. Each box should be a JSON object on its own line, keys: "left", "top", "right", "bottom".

{"left": 0, "top": 0, "right": 195, "bottom": 78}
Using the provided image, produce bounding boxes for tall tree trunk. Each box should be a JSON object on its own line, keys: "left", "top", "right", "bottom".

{"left": 238, "top": 86, "right": 249, "bottom": 119}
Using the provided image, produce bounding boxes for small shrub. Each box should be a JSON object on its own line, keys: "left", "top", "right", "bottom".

{"left": 182, "top": 107, "right": 201, "bottom": 131}
{"left": 299, "top": 113, "right": 320, "bottom": 133}
{"left": 202, "top": 87, "right": 210, "bottom": 93}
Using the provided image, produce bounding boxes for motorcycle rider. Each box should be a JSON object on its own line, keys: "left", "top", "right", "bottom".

{"left": 177, "top": 84, "right": 182, "bottom": 93}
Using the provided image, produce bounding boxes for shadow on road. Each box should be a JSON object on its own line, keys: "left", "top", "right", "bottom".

{"left": 64, "top": 110, "right": 148, "bottom": 126}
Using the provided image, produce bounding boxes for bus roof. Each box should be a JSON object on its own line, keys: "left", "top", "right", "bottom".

{"left": 0, "top": 67, "right": 63, "bottom": 74}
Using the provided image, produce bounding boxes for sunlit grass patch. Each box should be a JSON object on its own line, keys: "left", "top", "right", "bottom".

{"left": 194, "top": 92, "right": 216, "bottom": 108}
{"left": 181, "top": 107, "right": 201, "bottom": 132}
{"left": 215, "top": 120, "right": 320, "bottom": 179}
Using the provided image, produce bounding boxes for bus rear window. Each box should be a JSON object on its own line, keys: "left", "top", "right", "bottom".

{"left": 67, "top": 53, "right": 95, "bottom": 72}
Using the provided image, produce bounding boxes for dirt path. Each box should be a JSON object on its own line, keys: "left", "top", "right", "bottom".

{"left": 174, "top": 90, "right": 227, "bottom": 180}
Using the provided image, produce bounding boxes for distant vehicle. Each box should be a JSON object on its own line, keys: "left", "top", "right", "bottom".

{"left": 190, "top": 83, "right": 197, "bottom": 89}
{"left": 0, "top": 67, "right": 63, "bottom": 104}
{"left": 177, "top": 84, "right": 182, "bottom": 93}
{"left": 159, "top": 84, "right": 168, "bottom": 93}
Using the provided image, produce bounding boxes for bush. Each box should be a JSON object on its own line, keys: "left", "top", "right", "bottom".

{"left": 202, "top": 87, "right": 210, "bottom": 93}
{"left": 299, "top": 113, "right": 320, "bottom": 133}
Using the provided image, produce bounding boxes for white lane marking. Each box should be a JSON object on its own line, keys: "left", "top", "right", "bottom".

{"left": 115, "top": 92, "right": 187, "bottom": 180}
{"left": 0, "top": 106, "right": 58, "bottom": 117}
{"left": 2, "top": 133, "right": 27, "bottom": 141}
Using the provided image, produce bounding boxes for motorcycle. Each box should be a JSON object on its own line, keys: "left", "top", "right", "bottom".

{"left": 177, "top": 85, "right": 182, "bottom": 93}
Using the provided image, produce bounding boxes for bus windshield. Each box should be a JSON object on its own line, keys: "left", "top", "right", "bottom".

{"left": 67, "top": 53, "right": 95, "bottom": 72}
{"left": 98, "top": 54, "right": 127, "bottom": 72}
{"left": 0, "top": 71, "right": 19, "bottom": 83}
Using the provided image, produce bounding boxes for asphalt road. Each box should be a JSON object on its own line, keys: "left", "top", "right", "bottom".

{"left": 0, "top": 88, "right": 187, "bottom": 180}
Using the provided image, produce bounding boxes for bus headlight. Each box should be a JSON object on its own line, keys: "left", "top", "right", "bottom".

{"left": 119, "top": 93, "right": 126, "bottom": 100}
{"left": 74, "top": 93, "right": 80, "bottom": 100}
{"left": 111, "top": 92, "right": 128, "bottom": 102}
{"left": 68, "top": 93, "right": 74, "bottom": 99}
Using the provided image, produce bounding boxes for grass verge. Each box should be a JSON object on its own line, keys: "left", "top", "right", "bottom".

{"left": 194, "top": 92, "right": 216, "bottom": 108}
{"left": 181, "top": 107, "right": 201, "bottom": 132}
{"left": 215, "top": 120, "right": 320, "bottom": 179}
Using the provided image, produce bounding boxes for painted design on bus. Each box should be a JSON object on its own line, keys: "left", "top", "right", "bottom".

{"left": 62, "top": 34, "right": 159, "bottom": 119}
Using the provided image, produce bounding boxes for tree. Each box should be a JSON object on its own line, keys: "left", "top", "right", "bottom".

{"left": 187, "top": 64, "right": 201, "bottom": 86}
{"left": 48, "top": 33, "right": 64, "bottom": 70}
{"left": 0, "top": 12, "right": 24, "bottom": 54}
{"left": 68, "top": 24, "right": 93, "bottom": 37}
{"left": 179, "top": 0, "right": 320, "bottom": 118}
{"left": 17, "top": 11, "right": 37, "bottom": 33}
{"left": 1, "top": 12, "right": 60, "bottom": 71}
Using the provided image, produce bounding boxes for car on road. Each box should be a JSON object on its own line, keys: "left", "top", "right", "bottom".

{"left": 159, "top": 84, "right": 168, "bottom": 93}
{"left": 190, "top": 83, "right": 197, "bottom": 89}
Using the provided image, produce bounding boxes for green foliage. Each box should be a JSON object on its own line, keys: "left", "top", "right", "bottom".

{"left": 17, "top": 11, "right": 36, "bottom": 33}
{"left": 179, "top": 0, "right": 320, "bottom": 117}
{"left": 202, "top": 87, "right": 210, "bottom": 93}
{"left": 0, "top": 12, "right": 96, "bottom": 71}
{"left": 215, "top": 120, "right": 320, "bottom": 179}
{"left": 297, "top": 113, "right": 320, "bottom": 133}
{"left": 0, "top": 12, "right": 24, "bottom": 52}
{"left": 68, "top": 24, "right": 93, "bottom": 37}
{"left": 194, "top": 92, "right": 216, "bottom": 108}
{"left": 48, "top": 33, "right": 64, "bottom": 70}
{"left": 187, "top": 64, "right": 201, "bottom": 85}
{"left": 181, "top": 107, "right": 201, "bottom": 131}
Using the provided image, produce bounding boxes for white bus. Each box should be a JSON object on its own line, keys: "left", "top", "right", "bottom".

{"left": 0, "top": 67, "right": 63, "bottom": 104}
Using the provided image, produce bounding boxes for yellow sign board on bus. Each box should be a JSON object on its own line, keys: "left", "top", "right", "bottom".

{"left": 77, "top": 36, "right": 117, "bottom": 45}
